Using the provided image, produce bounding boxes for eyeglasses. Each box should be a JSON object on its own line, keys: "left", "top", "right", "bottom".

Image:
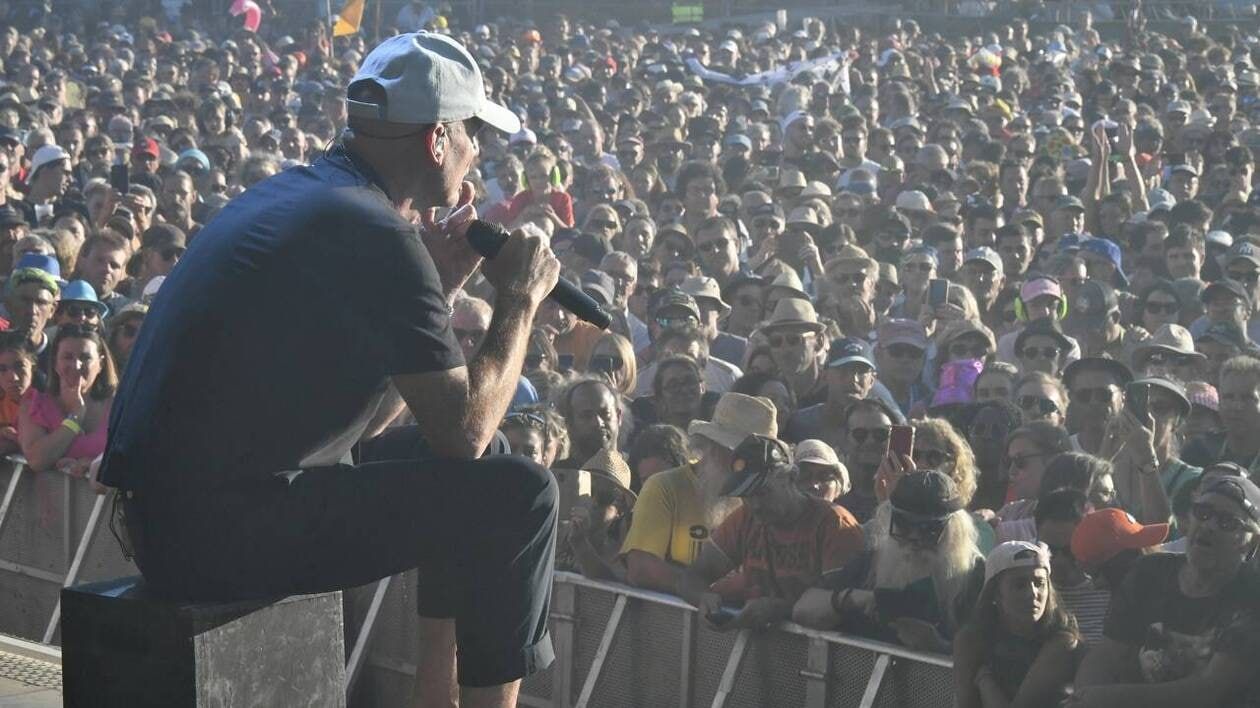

{"left": 1007, "top": 451, "right": 1048, "bottom": 470}
{"left": 890, "top": 512, "right": 948, "bottom": 545}
{"left": 1071, "top": 386, "right": 1115, "bottom": 404}
{"left": 656, "top": 315, "right": 698, "bottom": 328}
{"left": 60, "top": 304, "right": 100, "bottom": 320}
{"left": 1018, "top": 395, "right": 1059, "bottom": 415}
{"left": 849, "top": 427, "right": 891, "bottom": 444}
{"left": 1019, "top": 346, "right": 1060, "bottom": 360}
{"left": 884, "top": 343, "right": 924, "bottom": 359}
{"left": 1191, "top": 501, "right": 1249, "bottom": 533}
{"left": 913, "top": 448, "right": 953, "bottom": 468}
{"left": 769, "top": 332, "right": 813, "bottom": 348}
{"left": 158, "top": 246, "right": 184, "bottom": 261}
{"left": 698, "top": 239, "right": 729, "bottom": 254}
{"left": 1144, "top": 301, "right": 1180, "bottom": 315}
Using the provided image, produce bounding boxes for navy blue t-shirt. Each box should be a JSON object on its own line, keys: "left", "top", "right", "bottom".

{"left": 99, "top": 147, "right": 464, "bottom": 491}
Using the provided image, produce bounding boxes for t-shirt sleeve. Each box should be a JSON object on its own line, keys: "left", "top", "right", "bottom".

{"left": 550, "top": 191, "right": 575, "bottom": 228}
{"left": 368, "top": 226, "right": 465, "bottom": 376}
{"left": 619, "top": 474, "right": 675, "bottom": 560}
{"left": 821, "top": 505, "right": 865, "bottom": 574}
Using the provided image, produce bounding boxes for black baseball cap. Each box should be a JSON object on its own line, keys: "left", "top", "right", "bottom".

{"left": 1063, "top": 356, "right": 1133, "bottom": 390}
{"left": 890, "top": 470, "right": 964, "bottom": 519}
{"left": 722, "top": 434, "right": 794, "bottom": 497}
{"left": 1201, "top": 279, "right": 1252, "bottom": 309}
{"left": 1200, "top": 476, "right": 1260, "bottom": 524}
{"left": 825, "top": 337, "right": 875, "bottom": 369}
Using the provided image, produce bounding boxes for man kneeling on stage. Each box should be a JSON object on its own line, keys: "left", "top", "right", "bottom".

{"left": 98, "top": 32, "right": 561, "bottom": 708}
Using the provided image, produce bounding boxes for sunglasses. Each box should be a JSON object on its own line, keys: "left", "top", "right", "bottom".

{"left": 913, "top": 448, "right": 953, "bottom": 468}
{"left": 1144, "top": 301, "right": 1179, "bottom": 315}
{"left": 158, "top": 246, "right": 185, "bottom": 261}
{"left": 890, "top": 512, "right": 948, "bottom": 544}
{"left": 1072, "top": 386, "right": 1116, "bottom": 404}
{"left": 1007, "top": 451, "right": 1048, "bottom": 470}
{"left": 769, "top": 333, "right": 812, "bottom": 348}
{"left": 1191, "top": 501, "right": 1249, "bottom": 533}
{"left": 1020, "top": 346, "right": 1060, "bottom": 360}
{"left": 849, "top": 427, "right": 891, "bottom": 444}
{"left": 503, "top": 411, "right": 547, "bottom": 431}
{"left": 698, "top": 239, "right": 729, "bottom": 254}
{"left": 60, "top": 304, "right": 100, "bottom": 320}
{"left": 975, "top": 386, "right": 1010, "bottom": 399}
{"left": 1018, "top": 395, "right": 1059, "bottom": 415}
{"left": 884, "top": 343, "right": 924, "bottom": 359}
{"left": 656, "top": 315, "right": 698, "bottom": 328}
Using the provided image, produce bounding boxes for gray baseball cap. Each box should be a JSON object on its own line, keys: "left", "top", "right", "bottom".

{"left": 347, "top": 32, "right": 520, "bottom": 134}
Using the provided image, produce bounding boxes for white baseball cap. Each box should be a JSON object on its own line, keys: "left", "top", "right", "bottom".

{"left": 27, "top": 144, "right": 68, "bottom": 183}
{"left": 347, "top": 32, "right": 520, "bottom": 135}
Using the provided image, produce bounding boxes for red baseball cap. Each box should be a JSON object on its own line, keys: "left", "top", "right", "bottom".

{"left": 132, "top": 137, "right": 160, "bottom": 160}
{"left": 1070, "top": 509, "right": 1168, "bottom": 571}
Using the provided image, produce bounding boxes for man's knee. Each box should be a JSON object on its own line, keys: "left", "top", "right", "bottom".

{"left": 476, "top": 455, "right": 558, "bottom": 521}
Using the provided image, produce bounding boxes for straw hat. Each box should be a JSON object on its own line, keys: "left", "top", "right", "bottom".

{"left": 761, "top": 297, "right": 826, "bottom": 333}
{"left": 688, "top": 393, "right": 777, "bottom": 450}
{"left": 582, "top": 447, "right": 633, "bottom": 495}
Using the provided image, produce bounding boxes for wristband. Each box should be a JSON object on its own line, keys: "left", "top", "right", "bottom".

{"left": 61, "top": 417, "right": 82, "bottom": 434}
{"left": 830, "top": 587, "right": 851, "bottom": 615}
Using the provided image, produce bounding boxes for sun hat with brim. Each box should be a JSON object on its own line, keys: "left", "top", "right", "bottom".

{"left": 895, "top": 189, "right": 935, "bottom": 214}
{"left": 1132, "top": 324, "right": 1205, "bottom": 363}
{"left": 984, "top": 540, "right": 1052, "bottom": 585}
{"left": 651, "top": 288, "right": 702, "bottom": 322}
{"left": 761, "top": 297, "right": 826, "bottom": 333}
{"left": 681, "top": 275, "right": 729, "bottom": 314}
{"left": 688, "top": 392, "right": 777, "bottom": 451}
{"left": 721, "top": 434, "right": 794, "bottom": 497}
{"left": 1071, "top": 509, "right": 1168, "bottom": 571}
{"left": 786, "top": 206, "right": 822, "bottom": 233}
{"left": 347, "top": 32, "right": 521, "bottom": 134}
{"left": 827, "top": 243, "right": 877, "bottom": 272}
{"left": 581, "top": 447, "right": 634, "bottom": 497}
{"left": 766, "top": 270, "right": 809, "bottom": 299}
{"left": 795, "top": 439, "right": 841, "bottom": 468}
{"left": 1062, "top": 356, "right": 1133, "bottom": 389}
{"left": 59, "top": 280, "right": 109, "bottom": 318}
{"left": 941, "top": 319, "right": 997, "bottom": 352}
{"left": 878, "top": 318, "right": 929, "bottom": 350}
{"left": 1129, "top": 376, "right": 1191, "bottom": 417}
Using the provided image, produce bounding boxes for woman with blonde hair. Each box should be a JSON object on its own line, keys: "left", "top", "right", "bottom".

{"left": 582, "top": 331, "right": 637, "bottom": 397}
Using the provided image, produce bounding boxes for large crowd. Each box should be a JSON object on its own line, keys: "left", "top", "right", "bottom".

{"left": 1, "top": 0, "right": 1259, "bottom": 705}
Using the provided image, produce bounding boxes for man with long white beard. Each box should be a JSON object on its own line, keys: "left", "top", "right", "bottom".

{"left": 619, "top": 393, "right": 777, "bottom": 593}
{"left": 792, "top": 470, "right": 985, "bottom": 654}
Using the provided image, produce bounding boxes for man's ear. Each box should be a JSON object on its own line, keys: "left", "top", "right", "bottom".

{"left": 425, "top": 124, "right": 446, "bottom": 165}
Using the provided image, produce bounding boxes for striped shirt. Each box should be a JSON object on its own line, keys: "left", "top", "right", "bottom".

{"left": 1056, "top": 579, "right": 1111, "bottom": 645}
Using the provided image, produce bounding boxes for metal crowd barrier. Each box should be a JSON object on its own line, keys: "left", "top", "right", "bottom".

{"left": 0, "top": 457, "right": 137, "bottom": 646}
{"left": 345, "top": 571, "right": 955, "bottom": 708}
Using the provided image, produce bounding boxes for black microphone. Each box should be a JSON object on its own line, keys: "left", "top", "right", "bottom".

{"left": 465, "top": 219, "right": 613, "bottom": 330}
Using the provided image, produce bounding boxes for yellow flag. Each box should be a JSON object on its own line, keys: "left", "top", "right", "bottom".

{"left": 333, "top": 0, "right": 365, "bottom": 37}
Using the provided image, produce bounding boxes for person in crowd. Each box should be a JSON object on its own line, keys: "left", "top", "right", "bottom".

{"left": 71, "top": 232, "right": 132, "bottom": 313}
{"left": 5, "top": 258, "right": 59, "bottom": 361}
{"left": 833, "top": 398, "right": 899, "bottom": 523}
{"left": 626, "top": 424, "right": 691, "bottom": 494}
{"left": 677, "top": 434, "right": 864, "bottom": 631}
{"left": 794, "top": 439, "right": 850, "bottom": 504}
{"left": 996, "top": 422, "right": 1077, "bottom": 531}
{"left": 554, "top": 378, "right": 621, "bottom": 472}
{"left": 792, "top": 470, "right": 985, "bottom": 653}
{"left": 18, "top": 324, "right": 115, "bottom": 476}
{"left": 972, "top": 362, "right": 1019, "bottom": 403}
{"left": 872, "top": 319, "right": 933, "bottom": 418}
{"left": 731, "top": 372, "right": 795, "bottom": 438}
{"left": 1072, "top": 477, "right": 1260, "bottom": 706}
{"left": 759, "top": 297, "right": 829, "bottom": 407}
{"left": 996, "top": 275, "right": 1080, "bottom": 365}
{"left": 619, "top": 392, "right": 775, "bottom": 592}
{"left": 563, "top": 448, "right": 637, "bottom": 582}
{"left": 968, "top": 400, "right": 1023, "bottom": 513}
{"left": 500, "top": 410, "right": 550, "bottom": 468}
{"left": 0, "top": 332, "right": 33, "bottom": 456}
{"left": 953, "top": 541, "right": 1080, "bottom": 708}
{"left": 787, "top": 337, "right": 884, "bottom": 451}
{"left": 1063, "top": 357, "right": 1132, "bottom": 456}
{"left": 1183, "top": 355, "right": 1260, "bottom": 476}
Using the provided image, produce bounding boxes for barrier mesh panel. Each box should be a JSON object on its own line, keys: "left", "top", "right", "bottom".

{"left": 571, "top": 585, "right": 616, "bottom": 704}
{"left": 879, "top": 656, "right": 954, "bottom": 708}
{"left": 0, "top": 467, "right": 65, "bottom": 574}
{"left": 691, "top": 621, "right": 738, "bottom": 706}
{"left": 827, "top": 641, "right": 880, "bottom": 707}
{"left": 582, "top": 599, "right": 684, "bottom": 708}
{"left": 725, "top": 629, "right": 810, "bottom": 708}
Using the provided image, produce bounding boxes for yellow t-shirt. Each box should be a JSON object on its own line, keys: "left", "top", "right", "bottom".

{"left": 619, "top": 464, "right": 709, "bottom": 566}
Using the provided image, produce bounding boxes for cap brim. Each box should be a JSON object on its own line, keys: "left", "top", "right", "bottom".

{"left": 827, "top": 355, "right": 875, "bottom": 369}
{"left": 722, "top": 470, "right": 768, "bottom": 497}
{"left": 1131, "top": 523, "right": 1169, "bottom": 548}
{"left": 476, "top": 99, "right": 521, "bottom": 135}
